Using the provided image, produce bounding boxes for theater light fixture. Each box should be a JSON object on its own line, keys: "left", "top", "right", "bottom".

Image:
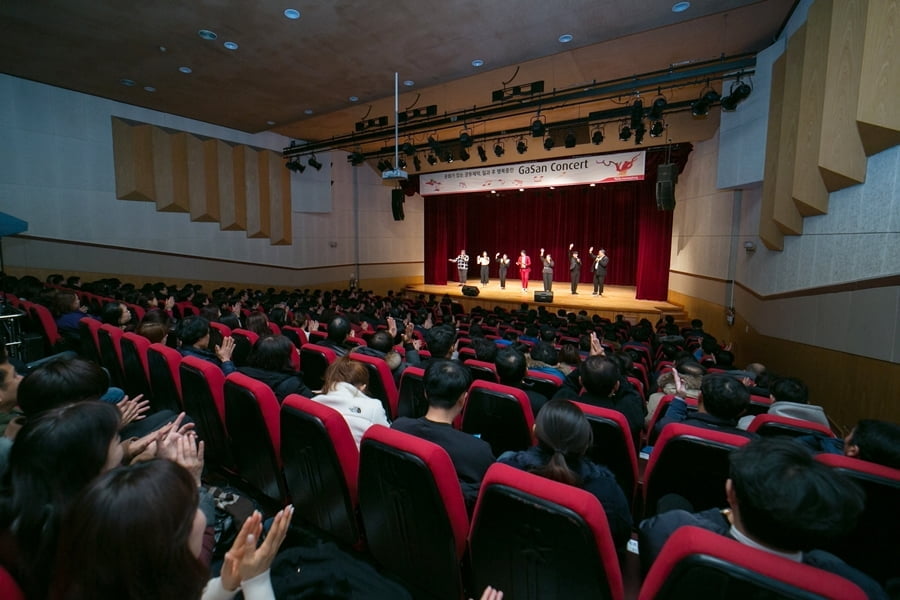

{"left": 494, "top": 141, "right": 505, "bottom": 157}
{"left": 426, "top": 154, "right": 437, "bottom": 165}
{"left": 413, "top": 155, "right": 422, "bottom": 171}
{"left": 347, "top": 151, "right": 366, "bottom": 166}
{"left": 444, "top": 150, "right": 454, "bottom": 162}
{"left": 459, "top": 129, "right": 473, "bottom": 148}
{"left": 634, "top": 122, "right": 646, "bottom": 145}
{"left": 531, "top": 115, "right": 546, "bottom": 137}
{"left": 376, "top": 159, "right": 392, "bottom": 172}
{"left": 691, "top": 87, "right": 720, "bottom": 117}
{"left": 477, "top": 145, "right": 488, "bottom": 162}
{"left": 285, "top": 158, "right": 305, "bottom": 173}
{"left": 591, "top": 127, "right": 604, "bottom": 145}
{"left": 459, "top": 147, "right": 470, "bottom": 161}
{"left": 543, "top": 135, "right": 555, "bottom": 150}
{"left": 721, "top": 77, "right": 752, "bottom": 111}
{"left": 308, "top": 155, "right": 323, "bottom": 170}
{"left": 398, "top": 157, "right": 407, "bottom": 169}
{"left": 401, "top": 141, "right": 417, "bottom": 156}
{"left": 564, "top": 130, "right": 577, "bottom": 148}
{"left": 649, "top": 120, "right": 665, "bottom": 137}
{"left": 618, "top": 122, "right": 632, "bottom": 141}
{"left": 649, "top": 95, "right": 667, "bottom": 119}
{"left": 630, "top": 97, "right": 644, "bottom": 129}
{"left": 427, "top": 135, "right": 443, "bottom": 156}
{"left": 516, "top": 137, "right": 528, "bottom": 154}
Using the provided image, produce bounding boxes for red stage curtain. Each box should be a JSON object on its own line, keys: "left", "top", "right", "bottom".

{"left": 423, "top": 145, "right": 691, "bottom": 301}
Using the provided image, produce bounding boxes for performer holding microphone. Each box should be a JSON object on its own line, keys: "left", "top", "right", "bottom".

{"left": 448, "top": 249, "right": 469, "bottom": 286}
{"left": 496, "top": 253, "right": 511, "bottom": 289}
{"left": 568, "top": 243, "right": 582, "bottom": 294}
{"left": 589, "top": 246, "right": 610, "bottom": 296}
{"left": 517, "top": 250, "right": 532, "bottom": 292}
{"left": 539, "top": 247, "right": 554, "bottom": 292}
{"left": 477, "top": 251, "right": 490, "bottom": 286}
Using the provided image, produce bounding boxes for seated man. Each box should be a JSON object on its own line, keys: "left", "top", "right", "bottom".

{"left": 352, "top": 328, "right": 408, "bottom": 386}
{"left": 494, "top": 347, "right": 547, "bottom": 417}
{"left": 317, "top": 315, "right": 355, "bottom": 357}
{"left": 391, "top": 359, "right": 494, "bottom": 510}
{"left": 639, "top": 437, "right": 887, "bottom": 600}
{"left": 654, "top": 372, "right": 754, "bottom": 439}
{"left": 738, "top": 376, "right": 828, "bottom": 430}
{"left": 527, "top": 342, "right": 566, "bottom": 381}
{"left": 237, "top": 334, "right": 314, "bottom": 402}
{"left": 646, "top": 359, "right": 705, "bottom": 426}
{"left": 796, "top": 419, "right": 900, "bottom": 470}
{"left": 176, "top": 315, "right": 236, "bottom": 375}
{"left": 406, "top": 324, "right": 457, "bottom": 366}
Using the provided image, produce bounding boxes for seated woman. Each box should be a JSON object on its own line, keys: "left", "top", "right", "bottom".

{"left": 135, "top": 308, "right": 174, "bottom": 344}
{"left": 100, "top": 301, "right": 134, "bottom": 331}
{"left": 238, "top": 335, "right": 313, "bottom": 402}
{"left": 51, "top": 289, "right": 95, "bottom": 346}
{"left": 176, "top": 316, "right": 236, "bottom": 375}
{"left": 313, "top": 357, "right": 390, "bottom": 448}
{"left": 0, "top": 402, "right": 124, "bottom": 599}
{"left": 244, "top": 312, "right": 271, "bottom": 337}
{"left": 497, "top": 399, "right": 633, "bottom": 549}
{"left": 51, "top": 459, "right": 292, "bottom": 600}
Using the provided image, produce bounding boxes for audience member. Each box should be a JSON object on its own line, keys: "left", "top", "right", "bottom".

{"left": 497, "top": 399, "right": 632, "bottom": 548}
{"left": 238, "top": 335, "right": 313, "bottom": 402}
{"left": 527, "top": 343, "right": 566, "bottom": 380}
{"left": 471, "top": 337, "right": 498, "bottom": 363}
{"left": 244, "top": 312, "right": 271, "bottom": 337}
{"left": 313, "top": 357, "right": 389, "bottom": 448}
{"left": 317, "top": 315, "right": 356, "bottom": 357}
{"left": 392, "top": 360, "right": 494, "bottom": 509}
{"left": 408, "top": 324, "right": 457, "bottom": 365}
{"left": 100, "top": 301, "right": 133, "bottom": 331}
{"left": 738, "top": 376, "right": 829, "bottom": 430}
{"left": 0, "top": 347, "right": 23, "bottom": 435}
{"left": 494, "top": 347, "right": 547, "bottom": 416}
{"left": 638, "top": 438, "right": 887, "bottom": 599}
{"left": 653, "top": 372, "right": 753, "bottom": 439}
{"left": 52, "top": 289, "right": 93, "bottom": 345}
{"left": 796, "top": 419, "right": 900, "bottom": 470}
{"left": 646, "top": 360, "right": 705, "bottom": 426}
{"left": 176, "top": 316, "right": 237, "bottom": 375}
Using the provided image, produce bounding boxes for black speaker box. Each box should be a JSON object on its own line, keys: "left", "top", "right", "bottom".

{"left": 461, "top": 285, "right": 480, "bottom": 297}
{"left": 656, "top": 163, "right": 677, "bottom": 211}
{"left": 534, "top": 291, "right": 554, "bottom": 303}
{"left": 391, "top": 189, "right": 405, "bottom": 221}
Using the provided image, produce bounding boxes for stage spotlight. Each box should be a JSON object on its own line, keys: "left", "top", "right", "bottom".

{"left": 308, "top": 155, "right": 323, "bottom": 170}
{"left": 413, "top": 155, "right": 422, "bottom": 171}
{"left": 649, "top": 120, "right": 665, "bottom": 137}
{"left": 398, "top": 158, "right": 407, "bottom": 169}
{"left": 618, "top": 123, "right": 632, "bottom": 141}
{"left": 691, "top": 89, "right": 720, "bottom": 117}
{"left": 721, "top": 79, "right": 752, "bottom": 111}
{"left": 493, "top": 142, "right": 505, "bottom": 157}
{"left": 543, "top": 136, "right": 555, "bottom": 150}
{"left": 564, "top": 130, "right": 577, "bottom": 148}
{"left": 444, "top": 150, "right": 454, "bottom": 163}
{"left": 459, "top": 148, "right": 470, "bottom": 161}
{"left": 427, "top": 154, "right": 437, "bottom": 165}
{"left": 634, "top": 123, "right": 646, "bottom": 145}
{"left": 649, "top": 96, "right": 667, "bottom": 120}
{"left": 516, "top": 138, "right": 528, "bottom": 154}
{"left": 531, "top": 116, "right": 545, "bottom": 137}
{"left": 459, "top": 130, "right": 473, "bottom": 147}
{"left": 477, "top": 145, "right": 488, "bottom": 162}
{"left": 427, "top": 135, "right": 442, "bottom": 155}
{"left": 401, "top": 142, "right": 416, "bottom": 156}
{"left": 347, "top": 152, "right": 366, "bottom": 166}
{"left": 285, "top": 158, "right": 304, "bottom": 173}
{"left": 630, "top": 98, "right": 644, "bottom": 129}
{"left": 591, "top": 128, "right": 604, "bottom": 145}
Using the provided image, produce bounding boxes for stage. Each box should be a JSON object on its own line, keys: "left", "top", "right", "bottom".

{"left": 405, "top": 279, "right": 685, "bottom": 323}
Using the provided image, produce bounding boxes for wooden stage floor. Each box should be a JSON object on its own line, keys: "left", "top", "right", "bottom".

{"left": 405, "top": 279, "right": 684, "bottom": 322}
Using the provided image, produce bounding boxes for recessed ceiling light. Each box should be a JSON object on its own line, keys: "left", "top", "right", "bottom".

{"left": 403, "top": 80, "right": 415, "bottom": 87}
{"left": 304, "top": 108, "right": 313, "bottom": 115}
{"left": 471, "top": 59, "right": 484, "bottom": 68}
{"left": 558, "top": 34, "right": 574, "bottom": 43}
{"left": 672, "top": 2, "right": 691, "bottom": 12}
{"left": 120, "top": 78, "right": 136, "bottom": 86}
{"left": 223, "top": 41, "right": 239, "bottom": 50}
{"left": 266, "top": 120, "right": 276, "bottom": 125}
{"left": 283, "top": 8, "right": 300, "bottom": 19}
{"left": 198, "top": 29, "right": 217, "bottom": 40}
{"left": 519, "top": 188, "right": 525, "bottom": 192}
{"left": 349, "top": 96, "right": 359, "bottom": 102}
{"left": 144, "top": 86, "right": 156, "bottom": 93}
{"left": 490, "top": 190, "right": 497, "bottom": 194}
{"left": 178, "top": 66, "right": 192, "bottom": 74}
{"left": 589, "top": 183, "right": 596, "bottom": 187}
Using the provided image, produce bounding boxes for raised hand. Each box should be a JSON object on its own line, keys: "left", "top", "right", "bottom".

{"left": 117, "top": 394, "right": 150, "bottom": 426}
{"left": 216, "top": 336, "right": 235, "bottom": 362}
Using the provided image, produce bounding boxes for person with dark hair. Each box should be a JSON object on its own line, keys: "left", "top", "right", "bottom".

{"left": 498, "top": 399, "right": 632, "bottom": 548}
{"left": 100, "top": 301, "right": 134, "bottom": 331}
{"left": 638, "top": 438, "right": 886, "bottom": 599}
{"left": 798, "top": 419, "right": 900, "bottom": 471}
{"left": 471, "top": 337, "right": 498, "bottom": 363}
{"left": 647, "top": 359, "right": 705, "bottom": 426}
{"left": 495, "top": 253, "right": 510, "bottom": 289}
{"left": 353, "top": 323, "right": 409, "bottom": 385}
{"left": 538, "top": 247, "right": 554, "bottom": 292}
{"left": 448, "top": 249, "right": 470, "bottom": 286}
{"left": 0, "top": 346, "right": 23, "bottom": 434}
{"left": 516, "top": 250, "right": 531, "bottom": 292}
{"left": 244, "top": 312, "right": 270, "bottom": 337}
{"left": 176, "top": 315, "right": 237, "bottom": 375}
{"left": 51, "top": 459, "right": 292, "bottom": 600}
{"left": 318, "top": 315, "right": 354, "bottom": 357}
{"left": 408, "top": 324, "right": 457, "bottom": 366}
{"left": 238, "top": 335, "right": 313, "bottom": 402}
{"left": 557, "top": 344, "right": 581, "bottom": 375}
{"left": 313, "top": 356, "right": 388, "bottom": 447}
{"left": 528, "top": 342, "right": 565, "bottom": 380}
{"left": 392, "top": 359, "right": 494, "bottom": 509}
{"left": 655, "top": 372, "right": 754, "bottom": 438}
{"left": 477, "top": 251, "right": 491, "bottom": 287}
{"left": 739, "top": 376, "right": 829, "bottom": 430}
{"left": 568, "top": 243, "right": 581, "bottom": 294}
{"left": 588, "top": 246, "right": 609, "bottom": 296}
{"left": 494, "top": 347, "right": 547, "bottom": 416}
{"left": 52, "top": 289, "right": 95, "bottom": 344}
{"left": 0, "top": 402, "right": 123, "bottom": 599}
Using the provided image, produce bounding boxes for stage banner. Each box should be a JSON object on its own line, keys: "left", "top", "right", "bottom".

{"left": 419, "top": 150, "right": 645, "bottom": 196}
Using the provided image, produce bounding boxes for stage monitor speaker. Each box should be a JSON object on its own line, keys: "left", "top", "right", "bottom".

{"left": 656, "top": 163, "right": 677, "bottom": 211}
{"left": 461, "top": 285, "right": 480, "bottom": 297}
{"left": 534, "top": 290, "right": 554, "bottom": 303}
{"left": 391, "top": 189, "right": 405, "bottom": 221}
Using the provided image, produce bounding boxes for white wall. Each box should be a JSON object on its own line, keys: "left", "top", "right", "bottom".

{"left": 0, "top": 74, "right": 424, "bottom": 285}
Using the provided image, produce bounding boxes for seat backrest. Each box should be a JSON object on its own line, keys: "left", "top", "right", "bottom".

{"left": 470, "top": 463, "right": 624, "bottom": 600}
{"left": 98, "top": 324, "right": 125, "bottom": 387}
{"left": 267, "top": 321, "right": 282, "bottom": 335}
{"left": 28, "top": 302, "right": 61, "bottom": 350}
{"left": 348, "top": 351, "right": 399, "bottom": 419}
{"left": 463, "top": 358, "right": 500, "bottom": 383}
{"left": 748, "top": 414, "right": 834, "bottom": 438}
{"left": 78, "top": 316, "right": 102, "bottom": 363}
{"left": 209, "top": 321, "right": 232, "bottom": 339}
{"left": 397, "top": 366, "right": 427, "bottom": 419}
{"left": 0, "top": 565, "right": 25, "bottom": 600}
{"left": 646, "top": 395, "right": 699, "bottom": 446}
{"left": 282, "top": 325, "right": 308, "bottom": 348}
{"left": 358, "top": 425, "right": 468, "bottom": 600}
{"left": 815, "top": 453, "right": 900, "bottom": 586}
{"left": 120, "top": 332, "right": 153, "bottom": 400}
{"left": 461, "top": 380, "right": 535, "bottom": 457}
{"left": 299, "top": 343, "right": 338, "bottom": 390}
{"left": 147, "top": 343, "right": 183, "bottom": 413}
{"left": 643, "top": 423, "right": 751, "bottom": 518}
{"left": 639, "top": 526, "right": 867, "bottom": 600}
{"left": 574, "top": 402, "right": 639, "bottom": 506}
{"left": 178, "top": 355, "right": 232, "bottom": 473}
{"left": 746, "top": 393, "right": 774, "bottom": 416}
{"left": 224, "top": 372, "right": 286, "bottom": 504}
{"left": 176, "top": 301, "right": 198, "bottom": 319}
{"left": 281, "top": 395, "right": 360, "bottom": 546}
{"left": 229, "top": 328, "right": 259, "bottom": 367}
{"left": 523, "top": 369, "right": 563, "bottom": 398}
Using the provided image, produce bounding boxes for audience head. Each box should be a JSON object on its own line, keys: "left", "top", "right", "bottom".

{"left": 690, "top": 319, "right": 703, "bottom": 330}
{"left": 247, "top": 334, "right": 295, "bottom": 372}
{"left": 245, "top": 312, "right": 270, "bottom": 336}
{"left": 531, "top": 400, "right": 593, "bottom": 486}
{"left": 17, "top": 357, "right": 110, "bottom": 416}
{"left": 727, "top": 437, "right": 865, "bottom": 552}
{"left": 175, "top": 315, "right": 210, "bottom": 348}
{"left": 51, "top": 459, "right": 209, "bottom": 600}
{"left": 770, "top": 377, "right": 809, "bottom": 405}
{"left": 52, "top": 290, "right": 80, "bottom": 316}
{"left": 135, "top": 320, "right": 169, "bottom": 344}
{"left": 530, "top": 342, "right": 558, "bottom": 366}
{"left": 218, "top": 312, "right": 240, "bottom": 330}
{"left": 0, "top": 346, "right": 23, "bottom": 410}
{"left": 322, "top": 356, "right": 369, "bottom": 394}
{"left": 471, "top": 337, "right": 498, "bottom": 363}
{"left": 844, "top": 419, "right": 900, "bottom": 469}
{"left": 579, "top": 356, "right": 620, "bottom": 397}
{"left": 698, "top": 373, "right": 750, "bottom": 421}
{"left": 368, "top": 330, "right": 394, "bottom": 353}
{"left": 539, "top": 327, "right": 556, "bottom": 343}
{"left": 558, "top": 344, "right": 581, "bottom": 367}
{"left": 100, "top": 302, "right": 132, "bottom": 327}
{"left": 494, "top": 347, "right": 527, "bottom": 385}
{"left": 326, "top": 316, "right": 351, "bottom": 344}
{"left": 423, "top": 359, "right": 472, "bottom": 410}
{"left": 425, "top": 324, "right": 457, "bottom": 359}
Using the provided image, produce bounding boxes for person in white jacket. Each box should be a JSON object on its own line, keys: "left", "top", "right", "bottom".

{"left": 313, "top": 356, "right": 391, "bottom": 447}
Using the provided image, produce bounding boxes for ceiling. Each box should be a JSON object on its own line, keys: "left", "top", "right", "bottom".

{"left": 1, "top": 1, "right": 796, "bottom": 163}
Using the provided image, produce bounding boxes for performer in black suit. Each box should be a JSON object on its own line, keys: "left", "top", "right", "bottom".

{"left": 448, "top": 249, "right": 469, "bottom": 285}
{"left": 539, "top": 248, "right": 554, "bottom": 292}
{"left": 496, "top": 253, "right": 511, "bottom": 289}
{"left": 568, "top": 243, "right": 582, "bottom": 294}
{"left": 589, "top": 246, "right": 610, "bottom": 296}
